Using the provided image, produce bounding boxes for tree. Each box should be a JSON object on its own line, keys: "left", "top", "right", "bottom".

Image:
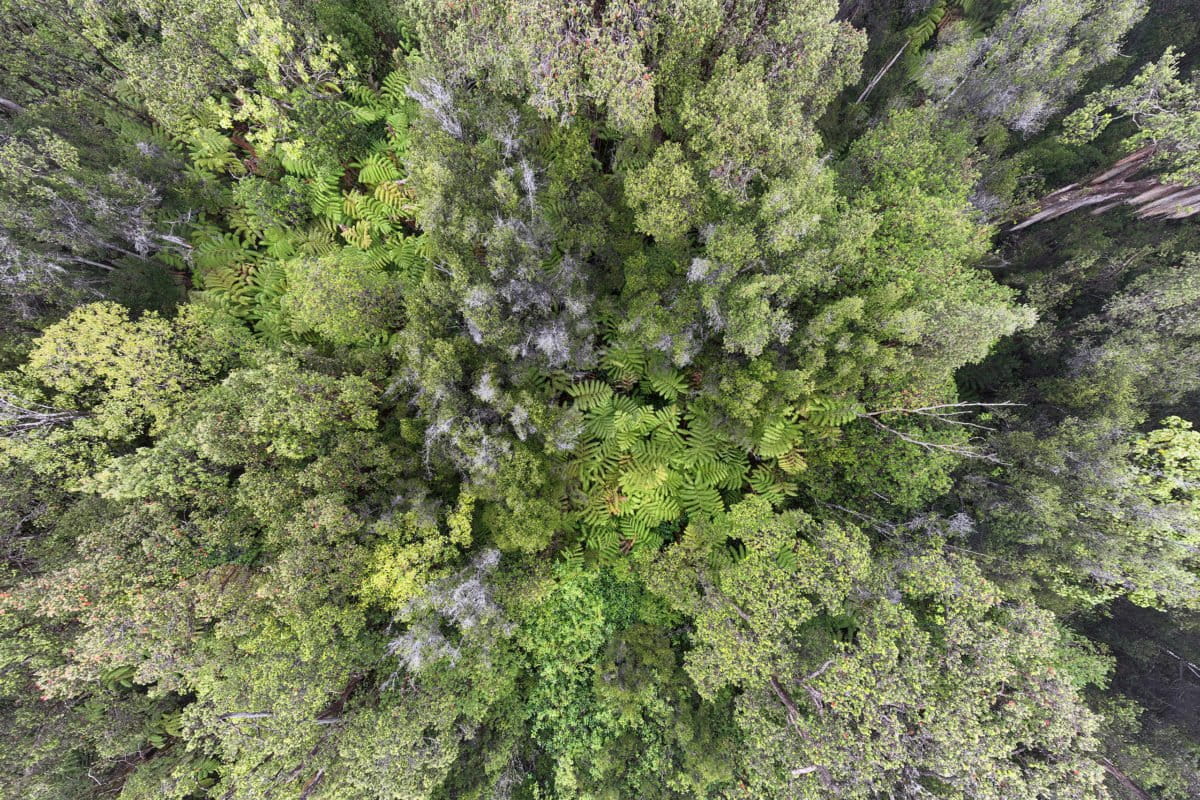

{"left": 646, "top": 497, "right": 1113, "bottom": 799}
{"left": 1063, "top": 47, "right": 1200, "bottom": 185}
{"left": 4, "top": 3, "right": 1200, "bottom": 797}
{"left": 919, "top": 0, "right": 1147, "bottom": 135}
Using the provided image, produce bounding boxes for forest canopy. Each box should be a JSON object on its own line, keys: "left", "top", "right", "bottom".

{"left": 1, "top": 1, "right": 1199, "bottom": 799}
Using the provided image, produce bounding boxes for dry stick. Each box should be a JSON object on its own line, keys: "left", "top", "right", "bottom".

{"left": 857, "top": 401, "right": 1021, "bottom": 462}
{"left": 298, "top": 769, "right": 325, "bottom": 800}
{"left": 805, "top": 659, "right": 835, "bottom": 683}
{"left": 791, "top": 764, "right": 835, "bottom": 787}
{"left": 862, "top": 401, "right": 1022, "bottom": 431}
{"left": 0, "top": 394, "right": 83, "bottom": 436}
{"left": 861, "top": 401, "right": 1022, "bottom": 417}
{"left": 857, "top": 39, "right": 910, "bottom": 104}
{"left": 218, "top": 711, "right": 274, "bottom": 721}
{"left": 1161, "top": 647, "right": 1200, "bottom": 680}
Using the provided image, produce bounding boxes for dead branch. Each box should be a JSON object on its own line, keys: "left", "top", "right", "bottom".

{"left": 0, "top": 392, "right": 83, "bottom": 437}
{"left": 770, "top": 674, "right": 802, "bottom": 725}
{"left": 1097, "top": 757, "right": 1153, "bottom": 800}
{"left": 857, "top": 40, "right": 910, "bottom": 104}
{"left": 859, "top": 415, "right": 1005, "bottom": 463}
{"left": 1012, "top": 145, "right": 1200, "bottom": 231}
{"left": 862, "top": 401, "right": 1021, "bottom": 431}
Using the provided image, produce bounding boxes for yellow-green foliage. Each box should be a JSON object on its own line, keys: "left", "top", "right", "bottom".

{"left": 181, "top": 61, "right": 426, "bottom": 347}
{"left": 361, "top": 492, "right": 475, "bottom": 611}
{"left": 566, "top": 344, "right": 869, "bottom": 562}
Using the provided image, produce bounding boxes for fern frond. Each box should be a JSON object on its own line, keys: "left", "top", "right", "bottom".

{"left": 757, "top": 417, "right": 805, "bottom": 459}
{"left": 568, "top": 380, "right": 614, "bottom": 412}
{"left": 356, "top": 152, "right": 402, "bottom": 185}
{"left": 806, "top": 396, "right": 864, "bottom": 429}
{"left": 560, "top": 543, "right": 585, "bottom": 569}
{"left": 381, "top": 70, "right": 410, "bottom": 106}
{"left": 602, "top": 344, "right": 647, "bottom": 383}
{"left": 777, "top": 446, "right": 808, "bottom": 475}
{"left": 680, "top": 478, "right": 723, "bottom": 517}
{"left": 341, "top": 220, "right": 373, "bottom": 249}
{"left": 280, "top": 151, "right": 324, "bottom": 178}
{"left": 647, "top": 365, "right": 688, "bottom": 401}
{"left": 747, "top": 466, "right": 797, "bottom": 508}
{"left": 194, "top": 232, "right": 252, "bottom": 273}
{"left": 186, "top": 128, "right": 239, "bottom": 174}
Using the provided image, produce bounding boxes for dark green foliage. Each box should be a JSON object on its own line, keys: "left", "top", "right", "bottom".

{"left": 1, "top": 2, "right": 1198, "bottom": 800}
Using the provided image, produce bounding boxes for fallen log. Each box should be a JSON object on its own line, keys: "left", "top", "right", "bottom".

{"left": 1011, "top": 145, "right": 1200, "bottom": 230}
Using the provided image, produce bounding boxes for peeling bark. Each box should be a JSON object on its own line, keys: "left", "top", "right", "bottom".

{"left": 1012, "top": 145, "right": 1200, "bottom": 231}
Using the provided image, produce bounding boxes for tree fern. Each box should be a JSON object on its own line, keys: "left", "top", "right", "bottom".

{"left": 391, "top": 234, "right": 432, "bottom": 284}
{"left": 386, "top": 112, "right": 413, "bottom": 152}
{"left": 100, "top": 664, "right": 136, "bottom": 691}
{"left": 193, "top": 231, "right": 250, "bottom": 271}
{"left": 602, "top": 344, "right": 647, "bottom": 384}
{"left": 584, "top": 403, "right": 617, "bottom": 441}
{"left": 679, "top": 478, "right": 723, "bottom": 517}
{"left": 340, "top": 220, "right": 374, "bottom": 249}
{"left": 381, "top": 69, "right": 410, "bottom": 107}
{"left": 906, "top": 0, "right": 948, "bottom": 49}
{"left": 681, "top": 412, "right": 723, "bottom": 467}
{"left": 249, "top": 259, "right": 287, "bottom": 308}
{"left": 374, "top": 179, "right": 415, "bottom": 217}
{"left": 568, "top": 380, "right": 614, "bottom": 412}
{"left": 356, "top": 152, "right": 402, "bottom": 185}
{"left": 747, "top": 465, "right": 796, "bottom": 508}
{"left": 559, "top": 542, "right": 585, "bottom": 570}
{"left": 777, "top": 446, "right": 808, "bottom": 475}
{"left": 187, "top": 128, "right": 240, "bottom": 175}
{"left": 647, "top": 365, "right": 688, "bottom": 401}
{"left": 280, "top": 151, "right": 325, "bottom": 178}
{"left": 296, "top": 226, "right": 339, "bottom": 257}
{"left": 253, "top": 306, "right": 294, "bottom": 345}
{"left": 774, "top": 545, "right": 798, "bottom": 571}
{"left": 261, "top": 225, "right": 298, "bottom": 259}
{"left": 308, "top": 171, "right": 344, "bottom": 220}
{"left": 805, "top": 396, "right": 864, "bottom": 429}
{"left": 568, "top": 378, "right": 758, "bottom": 549}
{"left": 756, "top": 415, "right": 805, "bottom": 459}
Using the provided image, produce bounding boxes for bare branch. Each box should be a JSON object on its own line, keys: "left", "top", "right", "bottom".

{"left": 857, "top": 40, "right": 910, "bottom": 104}
{"left": 855, "top": 402, "right": 1021, "bottom": 462}
{"left": 1098, "top": 757, "right": 1153, "bottom": 800}
{"left": 805, "top": 659, "right": 835, "bottom": 683}
{"left": 0, "top": 97, "right": 26, "bottom": 116}
{"left": 862, "top": 401, "right": 1021, "bottom": 419}
{"left": 0, "top": 392, "right": 83, "bottom": 437}
{"left": 769, "top": 675, "right": 801, "bottom": 725}
{"left": 859, "top": 415, "right": 1007, "bottom": 464}
{"left": 791, "top": 763, "right": 834, "bottom": 787}
{"left": 217, "top": 711, "right": 274, "bottom": 722}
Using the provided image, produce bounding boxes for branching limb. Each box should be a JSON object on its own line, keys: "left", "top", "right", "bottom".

{"left": 857, "top": 401, "right": 1021, "bottom": 463}
{"left": 859, "top": 415, "right": 1007, "bottom": 464}
{"left": 0, "top": 392, "right": 82, "bottom": 437}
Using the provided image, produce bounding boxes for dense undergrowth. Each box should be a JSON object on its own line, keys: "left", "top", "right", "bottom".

{"left": 2, "top": 2, "right": 1199, "bottom": 799}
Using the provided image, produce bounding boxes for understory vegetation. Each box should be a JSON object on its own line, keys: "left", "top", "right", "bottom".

{"left": 1, "top": 1, "right": 1199, "bottom": 798}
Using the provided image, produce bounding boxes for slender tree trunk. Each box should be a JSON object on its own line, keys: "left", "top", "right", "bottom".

{"left": 857, "top": 40, "right": 910, "bottom": 104}
{"left": 1098, "top": 757, "right": 1153, "bottom": 800}
{"left": 0, "top": 97, "right": 26, "bottom": 116}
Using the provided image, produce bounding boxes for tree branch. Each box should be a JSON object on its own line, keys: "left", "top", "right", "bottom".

{"left": 1098, "top": 757, "right": 1153, "bottom": 800}
{"left": 769, "top": 675, "right": 801, "bottom": 722}
{"left": 857, "top": 40, "right": 909, "bottom": 104}
{"left": 859, "top": 415, "right": 1006, "bottom": 464}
